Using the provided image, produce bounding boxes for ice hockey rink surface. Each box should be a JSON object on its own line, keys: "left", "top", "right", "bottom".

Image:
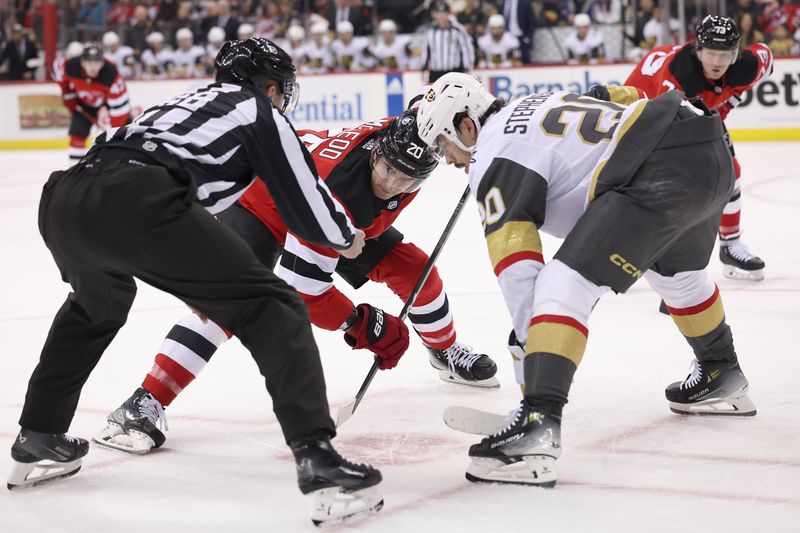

{"left": 1, "top": 142, "right": 798, "bottom": 533}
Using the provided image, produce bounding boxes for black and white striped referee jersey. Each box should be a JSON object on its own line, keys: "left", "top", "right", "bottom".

{"left": 419, "top": 20, "right": 475, "bottom": 72}
{"left": 92, "top": 82, "right": 355, "bottom": 250}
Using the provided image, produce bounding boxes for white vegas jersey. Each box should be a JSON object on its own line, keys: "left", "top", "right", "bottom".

{"left": 564, "top": 31, "right": 606, "bottom": 62}
{"left": 330, "top": 36, "right": 372, "bottom": 71}
{"left": 302, "top": 41, "right": 333, "bottom": 73}
{"left": 172, "top": 45, "right": 208, "bottom": 78}
{"left": 104, "top": 45, "right": 137, "bottom": 79}
{"left": 468, "top": 91, "right": 647, "bottom": 336}
{"left": 371, "top": 35, "right": 414, "bottom": 69}
{"left": 477, "top": 32, "right": 520, "bottom": 68}
{"left": 141, "top": 47, "right": 175, "bottom": 78}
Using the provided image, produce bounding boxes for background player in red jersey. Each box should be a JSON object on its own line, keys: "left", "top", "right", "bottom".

{"left": 625, "top": 15, "right": 772, "bottom": 281}
{"left": 93, "top": 109, "right": 500, "bottom": 454}
{"left": 55, "top": 43, "right": 132, "bottom": 164}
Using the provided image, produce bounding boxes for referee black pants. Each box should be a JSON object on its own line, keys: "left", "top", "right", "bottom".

{"left": 20, "top": 155, "right": 336, "bottom": 443}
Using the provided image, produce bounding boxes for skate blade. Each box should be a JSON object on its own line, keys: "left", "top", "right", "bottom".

{"left": 722, "top": 265, "right": 765, "bottom": 281}
{"left": 669, "top": 392, "right": 757, "bottom": 417}
{"left": 437, "top": 370, "right": 501, "bottom": 389}
{"left": 310, "top": 486, "right": 383, "bottom": 527}
{"left": 465, "top": 455, "right": 557, "bottom": 487}
{"left": 7, "top": 458, "right": 82, "bottom": 490}
{"left": 92, "top": 424, "right": 156, "bottom": 455}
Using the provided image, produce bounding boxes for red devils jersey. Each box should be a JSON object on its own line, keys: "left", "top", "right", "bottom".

{"left": 238, "top": 118, "right": 420, "bottom": 331}
{"left": 239, "top": 118, "right": 418, "bottom": 243}
{"left": 56, "top": 57, "right": 131, "bottom": 127}
{"left": 625, "top": 42, "right": 773, "bottom": 120}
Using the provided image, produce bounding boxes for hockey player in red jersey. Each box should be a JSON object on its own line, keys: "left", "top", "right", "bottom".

{"left": 625, "top": 16, "right": 772, "bottom": 281}
{"left": 94, "top": 109, "right": 500, "bottom": 454}
{"left": 55, "top": 43, "right": 132, "bottom": 164}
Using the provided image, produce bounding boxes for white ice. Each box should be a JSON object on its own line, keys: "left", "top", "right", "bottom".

{"left": 1, "top": 143, "right": 798, "bottom": 533}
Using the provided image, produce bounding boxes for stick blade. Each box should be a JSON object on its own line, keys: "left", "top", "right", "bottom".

{"left": 335, "top": 399, "right": 357, "bottom": 428}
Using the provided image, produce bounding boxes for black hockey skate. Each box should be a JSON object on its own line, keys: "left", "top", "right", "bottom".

{"left": 666, "top": 357, "right": 756, "bottom": 416}
{"left": 466, "top": 400, "right": 561, "bottom": 487}
{"left": 8, "top": 429, "right": 89, "bottom": 490}
{"left": 428, "top": 342, "right": 499, "bottom": 388}
{"left": 93, "top": 387, "right": 167, "bottom": 454}
{"left": 720, "top": 239, "right": 765, "bottom": 281}
{"left": 290, "top": 434, "right": 383, "bottom": 526}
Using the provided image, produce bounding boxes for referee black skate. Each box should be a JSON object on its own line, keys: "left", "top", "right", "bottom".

{"left": 9, "top": 38, "right": 382, "bottom": 525}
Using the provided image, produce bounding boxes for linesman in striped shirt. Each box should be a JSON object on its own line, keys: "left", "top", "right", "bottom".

{"left": 9, "top": 38, "right": 384, "bottom": 523}
{"left": 420, "top": 1, "right": 476, "bottom": 83}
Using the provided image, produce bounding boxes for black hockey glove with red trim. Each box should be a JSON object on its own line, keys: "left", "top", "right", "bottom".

{"left": 344, "top": 304, "right": 409, "bottom": 370}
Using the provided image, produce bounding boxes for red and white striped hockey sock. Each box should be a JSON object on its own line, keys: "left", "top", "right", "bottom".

{"left": 142, "top": 314, "right": 232, "bottom": 407}
{"left": 68, "top": 135, "right": 87, "bottom": 163}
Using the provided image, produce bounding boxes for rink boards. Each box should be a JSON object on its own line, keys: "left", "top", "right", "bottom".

{"left": 1, "top": 58, "right": 799, "bottom": 149}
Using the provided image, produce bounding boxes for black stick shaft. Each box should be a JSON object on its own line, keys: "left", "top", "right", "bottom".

{"left": 350, "top": 185, "right": 471, "bottom": 414}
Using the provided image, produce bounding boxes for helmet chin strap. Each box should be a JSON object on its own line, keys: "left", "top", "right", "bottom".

{"left": 452, "top": 112, "right": 481, "bottom": 154}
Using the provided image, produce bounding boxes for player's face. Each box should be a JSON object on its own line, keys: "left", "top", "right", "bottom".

{"left": 371, "top": 157, "right": 422, "bottom": 199}
{"left": 434, "top": 136, "right": 472, "bottom": 171}
{"left": 179, "top": 38, "right": 191, "bottom": 51}
{"left": 698, "top": 48, "right": 735, "bottom": 80}
{"left": 381, "top": 30, "right": 394, "bottom": 43}
{"left": 81, "top": 59, "right": 103, "bottom": 78}
{"left": 490, "top": 26, "right": 503, "bottom": 39}
{"left": 429, "top": 117, "right": 477, "bottom": 172}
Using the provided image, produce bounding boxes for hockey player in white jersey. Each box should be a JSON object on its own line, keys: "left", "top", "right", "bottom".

{"left": 477, "top": 15, "right": 521, "bottom": 69}
{"left": 371, "top": 19, "right": 416, "bottom": 70}
{"left": 140, "top": 31, "right": 173, "bottom": 79}
{"left": 102, "top": 31, "right": 138, "bottom": 79}
{"left": 330, "top": 20, "right": 373, "bottom": 71}
{"left": 171, "top": 28, "right": 207, "bottom": 78}
{"left": 564, "top": 14, "right": 606, "bottom": 64}
{"left": 303, "top": 21, "right": 333, "bottom": 73}
{"left": 416, "top": 73, "right": 755, "bottom": 487}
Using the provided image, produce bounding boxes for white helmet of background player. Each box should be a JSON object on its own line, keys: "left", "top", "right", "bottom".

{"left": 176, "top": 27, "right": 194, "bottom": 45}
{"left": 416, "top": 72, "right": 496, "bottom": 156}
{"left": 65, "top": 41, "right": 84, "bottom": 59}
{"left": 311, "top": 20, "right": 328, "bottom": 35}
{"left": 102, "top": 31, "right": 120, "bottom": 49}
{"left": 336, "top": 20, "right": 354, "bottom": 36}
{"left": 146, "top": 31, "right": 166, "bottom": 48}
{"left": 487, "top": 14, "right": 505, "bottom": 39}
{"left": 378, "top": 19, "right": 397, "bottom": 34}
{"left": 238, "top": 23, "right": 255, "bottom": 40}
{"left": 287, "top": 24, "right": 305, "bottom": 43}
{"left": 207, "top": 26, "right": 226, "bottom": 45}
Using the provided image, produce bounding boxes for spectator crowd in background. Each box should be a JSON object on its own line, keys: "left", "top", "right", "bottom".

{"left": 0, "top": 0, "right": 799, "bottom": 80}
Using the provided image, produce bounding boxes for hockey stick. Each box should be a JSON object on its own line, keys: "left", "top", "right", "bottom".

{"left": 335, "top": 184, "right": 472, "bottom": 427}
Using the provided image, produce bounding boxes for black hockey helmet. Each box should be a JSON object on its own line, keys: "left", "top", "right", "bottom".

{"left": 696, "top": 15, "right": 740, "bottom": 51}
{"left": 375, "top": 110, "right": 438, "bottom": 181}
{"left": 80, "top": 42, "right": 104, "bottom": 62}
{"left": 215, "top": 37, "right": 299, "bottom": 112}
